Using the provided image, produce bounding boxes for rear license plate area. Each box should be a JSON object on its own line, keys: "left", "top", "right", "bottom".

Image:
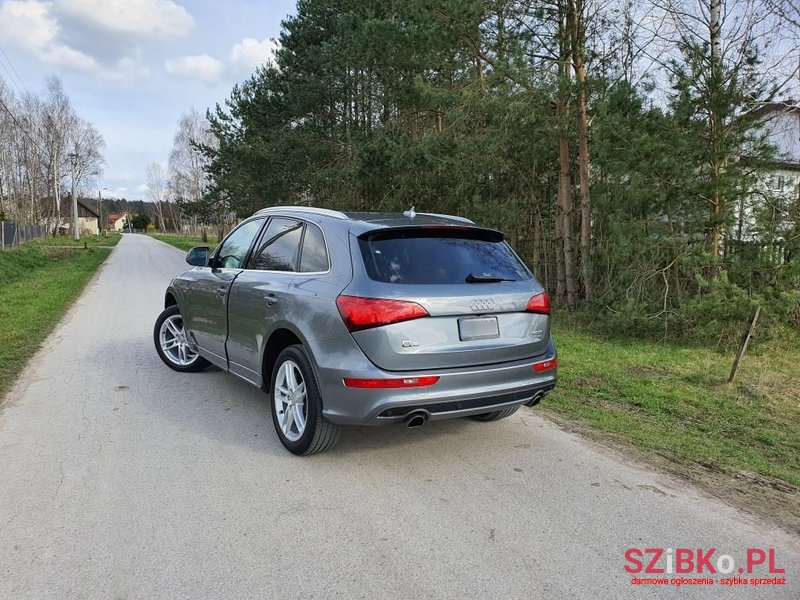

{"left": 458, "top": 316, "right": 499, "bottom": 341}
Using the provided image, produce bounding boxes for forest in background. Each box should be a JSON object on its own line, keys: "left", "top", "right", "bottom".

{"left": 5, "top": 0, "right": 800, "bottom": 346}
{"left": 186, "top": 0, "right": 800, "bottom": 345}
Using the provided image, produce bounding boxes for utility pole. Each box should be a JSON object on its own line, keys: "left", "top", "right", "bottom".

{"left": 98, "top": 187, "right": 107, "bottom": 235}
{"left": 125, "top": 199, "right": 133, "bottom": 233}
{"left": 69, "top": 152, "right": 79, "bottom": 241}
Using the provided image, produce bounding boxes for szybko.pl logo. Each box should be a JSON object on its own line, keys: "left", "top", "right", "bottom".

{"left": 624, "top": 547, "right": 787, "bottom": 587}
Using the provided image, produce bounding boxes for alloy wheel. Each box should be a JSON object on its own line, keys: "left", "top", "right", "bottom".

{"left": 159, "top": 314, "right": 199, "bottom": 366}
{"left": 273, "top": 360, "right": 307, "bottom": 442}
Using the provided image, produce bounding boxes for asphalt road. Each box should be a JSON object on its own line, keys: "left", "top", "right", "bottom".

{"left": 0, "top": 233, "right": 798, "bottom": 599}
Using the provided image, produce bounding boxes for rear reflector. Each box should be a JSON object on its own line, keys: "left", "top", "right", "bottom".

{"left": 343, "top": 376, "right": 440, "bottom": 388}
{"left": 533, "top": 358, "right": 558, "bottom": 372}
{"left": 526, "top": 292, "right": 550, "bottom": 315}
{"left": 336, "top": 295, "right": 429, "bottom": 332}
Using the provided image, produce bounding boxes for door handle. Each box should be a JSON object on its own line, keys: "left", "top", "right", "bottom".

{"left": 216, "top": 286, "right": 227, "bottom": 298}
{"left": 265, "top": 293, "right": 278, "bottom": 306}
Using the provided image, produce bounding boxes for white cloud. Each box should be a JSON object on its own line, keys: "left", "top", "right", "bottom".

{"left": 40, "top": 44, "right": 97, "bottom": 72}
{"left": 105, "top": 187, "right": 128, "bottom": 198}
{"left": 229, "top": 37, "right": 278, "bottom": 72}
{"left": 58, "top": 0, "right": 194, "bottom": 39}
{"left": 0, "top": 1, "right": 58, "bottom": 50}
{"left": 113, "top": 56, "right": 151, "bottom": 81}
{"left": 164, "top": 54, "right": 223, "bottom": 85}
{"left": 0, "top": 0, "right": 191, "bottom": 80}
{"left": 162, "top": 37, "right": 278, "bottom": 85}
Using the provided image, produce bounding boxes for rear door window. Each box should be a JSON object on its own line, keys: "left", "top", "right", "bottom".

{"left": 358, "top": 228, "right": 531, "bottom": 284}
{"left": 299, "top": 223, "right": 329, "bottom": 272}
{"left": 249, "top": 218, "right": 303, "bottom": 272}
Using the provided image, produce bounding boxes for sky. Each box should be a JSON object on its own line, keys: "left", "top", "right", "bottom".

{"left": 0, "top": 0, "right": 298, "bottom": 200}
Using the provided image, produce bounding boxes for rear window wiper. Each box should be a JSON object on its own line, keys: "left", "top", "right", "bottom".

{"left": 465, "top": 273, "right": 516, "bottom": 283}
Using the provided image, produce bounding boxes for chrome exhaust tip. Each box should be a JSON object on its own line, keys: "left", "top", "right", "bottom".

{"left": 405, "top": 411, "right": 428, "bottom": 428}
{"left": 527, "top": 391, "right": 545, "bottom": 407}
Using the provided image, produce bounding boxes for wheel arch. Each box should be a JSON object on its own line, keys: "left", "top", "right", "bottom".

{"left": 261, "top": 325, "right": 317, "bottom": 392}
{"left": 164, "top": 291, "right": 178, "bottom": 308}
{"left": 164, "top": 285, "right": 188, "bottom": 313}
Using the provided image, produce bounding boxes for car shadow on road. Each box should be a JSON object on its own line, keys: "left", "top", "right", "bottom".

{"left": 137, "top": 347, "right": 535, "bottom": 460}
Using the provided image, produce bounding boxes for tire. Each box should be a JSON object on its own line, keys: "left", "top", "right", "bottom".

{"left": 270, "top": 345, "right": 341, "bottom": 455}
{"left": 471, "top": 405, "right": 520, "bottom": 422}
{"left": 153, "top": 305, "right": 211, "bottom": 373}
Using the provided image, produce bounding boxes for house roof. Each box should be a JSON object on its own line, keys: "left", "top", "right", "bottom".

{"left": 59, "top": 198, "right": 100, "bottom": 219}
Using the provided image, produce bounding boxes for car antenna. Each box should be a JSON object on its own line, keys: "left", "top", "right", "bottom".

{"left": 403, "top": 205, "right": 416, "bottom": 218}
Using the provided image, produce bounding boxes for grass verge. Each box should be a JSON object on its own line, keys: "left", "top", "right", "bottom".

{"left": 546, "top": 321, "right": 800, "bottom": 531}
{"left": 24, "top": 233, "right": 121, "bottom": 248}
{"left": 148, "top": 233, "right": 219, "bottom": 252}
{"left": 0, "top": 245, "right": 111, "bottom": 399}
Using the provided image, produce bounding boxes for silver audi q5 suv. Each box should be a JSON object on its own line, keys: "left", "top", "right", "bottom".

{"left": 154, "top": 206, "right": 557, "bottom": 455}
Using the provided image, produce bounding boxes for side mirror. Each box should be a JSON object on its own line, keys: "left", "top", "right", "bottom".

{"left": 186, "top": 246, "right": 210, "bottom": 266}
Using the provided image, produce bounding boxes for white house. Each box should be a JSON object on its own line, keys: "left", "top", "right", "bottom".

{"left": 737, "top": 103, "right": 799, "bottom": 243}
{"left": 108, "top": 213, "right": 129, "bottom": 232}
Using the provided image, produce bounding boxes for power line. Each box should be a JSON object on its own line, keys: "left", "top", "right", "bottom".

{"left": 0, "top": 95, "right": 47, "bottom": 156}
{"left": 0, "top": 45, "right": 30, "bottom": 96}
{"left": 0, "top": 59, "right": 24, "bottom": 97}
{"left": 0, "top": 46, "right": 46, "bottom": 154}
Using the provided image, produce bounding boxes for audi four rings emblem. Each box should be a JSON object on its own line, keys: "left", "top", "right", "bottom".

{"left": 470, "top": 298, "right": 495, "bottom": 312}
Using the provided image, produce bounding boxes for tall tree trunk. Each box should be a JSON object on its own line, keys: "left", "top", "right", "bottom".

{"left": 155, "top": 201, "right": 165, "bottom": 232}
{"left": 558, "top": 3, "right": 578, "bottom": 308}
{"left": 532, "top": 201, "right": 541, "bottom": 277}
{"left": 167, "top": 199, "right": 180, "bottom": 232}
{"left": 706, "top": 0, "right": 724, "bottom": 274}
{"left": 569, "top": 0, "right": 593, "bottom": 301}
{"left": 554, "top": 184, "right": 566, "bottom": 303}
{"left": 559, "top": 137, "right": 578, "bottom": 308}
{"left": 52, "top": 161, "right": 60, "bottom": 236}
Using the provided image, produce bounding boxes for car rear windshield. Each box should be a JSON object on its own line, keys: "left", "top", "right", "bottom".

{"left": 358, "top": 228, "right": 531, "bottom": 285}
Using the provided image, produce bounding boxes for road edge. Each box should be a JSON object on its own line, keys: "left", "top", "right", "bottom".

{"left": 0, "top": 242, "right": 120, "bottom": 413}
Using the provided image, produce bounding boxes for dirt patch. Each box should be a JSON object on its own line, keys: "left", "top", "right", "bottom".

{"left": 741, "top": 383, "right": 770, "bottom": 400}
{"left": 573, "top": 374, "right": 604, "bottom": 388}
{"left": 540, "top": 408, "right": 800, "bottom": 535}
{"left": 629, "top": 365, "right": 669, "bottom": 377}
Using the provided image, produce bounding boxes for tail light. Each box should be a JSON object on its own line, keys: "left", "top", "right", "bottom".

{"left": 343, "top": 376, "right": 440, "bottom": 388}
{"left": 336, "top": 295, "right": 429, "bottom": 332}
{"left": 526, "top": 292, "right": 550, "bottom": 315}
{"left": 533, "top": 358, "right": 558, "bottom": 372}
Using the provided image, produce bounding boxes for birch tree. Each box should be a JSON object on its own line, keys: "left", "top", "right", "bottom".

{"left": 146, "top": 162, "right": 167, "bottom": 231}
{"left": 0, "top": 76, "right": 104, "bottom": 233}
{"left": 169, "top": 108, "right": 220, "bottom": 232}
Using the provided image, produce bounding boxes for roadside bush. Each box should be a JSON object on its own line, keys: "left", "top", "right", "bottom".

{"left": 591, "top": 233, "right": 800, "bottom": 348}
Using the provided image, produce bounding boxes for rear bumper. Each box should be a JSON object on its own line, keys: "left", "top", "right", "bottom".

{"left": 368, "top": 380, "right": 556, "bottom": 424}
{"left": 311, "top": 335, "right": 557, "bottom": 425}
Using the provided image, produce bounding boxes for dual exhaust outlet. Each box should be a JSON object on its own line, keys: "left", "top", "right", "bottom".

{"left": 402, "top": 390, "right": 547, "bottom": 428}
